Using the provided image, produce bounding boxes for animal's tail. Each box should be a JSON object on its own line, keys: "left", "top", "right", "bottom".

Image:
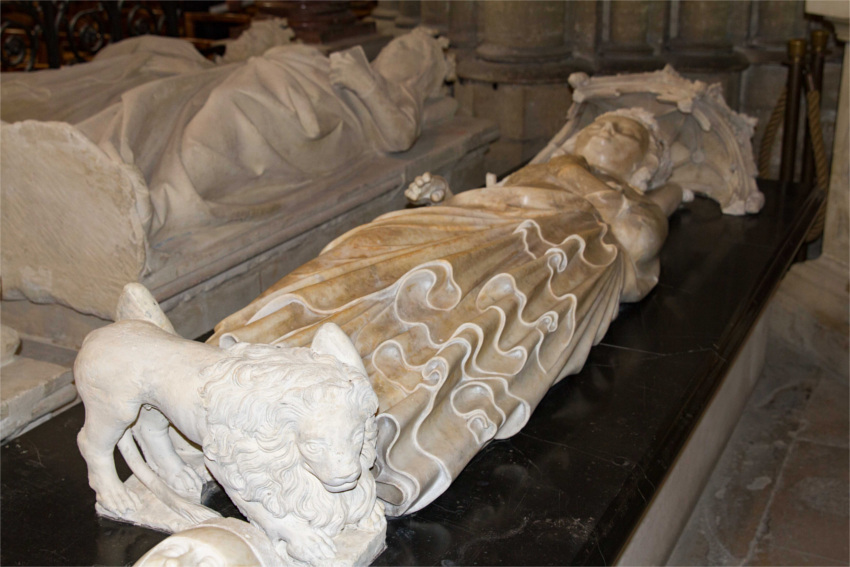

{"left": 114, "top": 283, "right": 176, "bottom": 335}
{"left": 116, "top": 430, "right": 220, "bottom": 524}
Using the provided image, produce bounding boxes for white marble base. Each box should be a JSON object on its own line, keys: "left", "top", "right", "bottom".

{"left": 329, "top": 520, "right": 388, "bottom": 567}
{"left": 615, "top": 315, "right": 769, "bottom": 565}
{"left": 97, "top": 475, "right": 199, "bottom": 534}
{"left": 0, "top": 355, "right": 76, "bottom": 442}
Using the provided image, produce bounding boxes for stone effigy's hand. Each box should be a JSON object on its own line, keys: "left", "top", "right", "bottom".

{"left": 405, "top": 172, "right": 452, "bottom": 205}
{"left": 162, "top": 462, "right": 204, "bottom": 495}
{"left": 329, "top": 50, "right": 377, "bottom": 97}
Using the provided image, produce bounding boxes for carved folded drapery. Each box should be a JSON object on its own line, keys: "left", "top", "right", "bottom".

{"left": 1, "top": 29, "right": 448, "bottom": 243}
{"left": 211, "top": 168, "right": 668, "bottom": 515}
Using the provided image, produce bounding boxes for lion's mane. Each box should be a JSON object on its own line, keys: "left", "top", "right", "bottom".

{"left": 199, "top": 343, "right": 379, "bottom": 537}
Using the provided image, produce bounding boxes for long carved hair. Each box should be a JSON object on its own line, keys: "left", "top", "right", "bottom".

{"left": 200, "top": 343, "right": 379, "bottom": 536}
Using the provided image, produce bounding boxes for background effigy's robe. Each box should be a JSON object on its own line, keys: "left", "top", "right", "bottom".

{"left": 2, "top": 38, "right": 428, "bottom": 241}
{"left": 212, "top": 163, "right": 668, "bottom": 516}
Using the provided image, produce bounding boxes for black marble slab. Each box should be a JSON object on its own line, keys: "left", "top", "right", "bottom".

{"left": 1, "top": 180, "right": 823, "bottom": 566}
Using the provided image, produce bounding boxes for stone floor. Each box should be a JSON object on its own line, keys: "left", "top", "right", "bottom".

{"left": 668, "top": 337, "right": 849, "bottom": 566}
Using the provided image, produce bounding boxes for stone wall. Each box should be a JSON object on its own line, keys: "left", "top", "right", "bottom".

{"left": 377, "top": 0, "right": 843, "bottom": 180}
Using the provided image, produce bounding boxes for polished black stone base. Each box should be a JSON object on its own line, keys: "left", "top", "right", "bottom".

{"left": 1, "top": 180, "right": 821, "bottom": 566}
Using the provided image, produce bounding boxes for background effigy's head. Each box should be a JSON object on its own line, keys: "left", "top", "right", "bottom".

{"left": 373, "top": 27, "right": 449, "bottom": 98}
{"left": 561, "top": 108, "right": 672, "bottom": 192}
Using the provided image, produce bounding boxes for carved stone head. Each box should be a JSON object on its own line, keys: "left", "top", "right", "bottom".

{"left": 561, "top": 108, "right": 673, "bottom": 192}
{"left": 372, "top": 26, "right": 449, "bottom": 99}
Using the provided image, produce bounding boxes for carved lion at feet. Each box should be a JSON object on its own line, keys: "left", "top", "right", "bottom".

{"left": 75, "top": 285, "right": 381, "bottom": 566}
{"left": 201, "top": 344, "right": 383, "bottom": 564}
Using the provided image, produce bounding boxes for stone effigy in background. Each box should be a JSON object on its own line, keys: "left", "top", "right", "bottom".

{"left": 1, "top": 27, "right": 493, "bottom": 348}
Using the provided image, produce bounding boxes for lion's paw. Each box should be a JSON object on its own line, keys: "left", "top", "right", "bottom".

{"left": 284, "top": 530, "right": 337, "bottom": 565}
{"left": 97, "top": 484, "right": 142, "bottom": 516}
{"left": 165, "top": 465, "right": 204, "bottom": 496}
{"left": 357, "top": 500, "right": 385, "bottom": 532}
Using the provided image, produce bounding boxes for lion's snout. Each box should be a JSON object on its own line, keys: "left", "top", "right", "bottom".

{"left": 302, "top": 457, "right": 362, "bottom": 493}
{"left": 321, "top": 468, "right": 361, "bottom": 493}
{"left": 304, "top": 460, "right": 360, "bottom": 492}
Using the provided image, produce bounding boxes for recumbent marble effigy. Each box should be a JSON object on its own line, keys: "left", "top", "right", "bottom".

{"left": 73, "top": 68, "right": 763, "bottom": 565}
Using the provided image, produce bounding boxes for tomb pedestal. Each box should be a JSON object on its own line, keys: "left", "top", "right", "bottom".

{"left": 0, "top": 179, "right": 824, "bottom": 565}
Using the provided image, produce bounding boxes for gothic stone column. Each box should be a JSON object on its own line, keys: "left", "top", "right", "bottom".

{"left": 596, "top": 0, "right": 667, "bottom": 72}
{"left": 665, "top": 0, "right": 750, "bottom": 108}
{"left": 454, "top": 1, "right": 590, "bottom": 177}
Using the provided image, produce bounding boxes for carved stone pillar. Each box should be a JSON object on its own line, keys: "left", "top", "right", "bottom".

{"left": 747, "top": 0, "right": 807, "bottom": 52}
{"left": 371, "top": 0, "right": 399, "bottom": 21}
{"left": 455, "top": 0, "right": 589, "bottom": 176}
{"left": 448, "top": 0, "right": 477, "bottom": 49}
{"left": 371, "top": 0, "right": 399, "bottom": 37}
{"left": 571, "top": 0, "right": 598, "bottom": 60}
{"left": 476, "top": 0, "right": 571, "bottom": 63}
{"left": 395, "top": 0, "right": 420, "bottom": 29}
{"left": 665, "top": 0, "right": 750, "bottom": 108}
{"left": 420, "top": 0, "right": 450, "bottom": 35}
{"left": 596, "top": 0, "right": 666, "bottom": 72}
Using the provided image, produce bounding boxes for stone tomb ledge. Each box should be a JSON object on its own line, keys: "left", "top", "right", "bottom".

{"left": 0, "top": 338, "right": 78, "bottom": 442}
{"left": 0, "top": 179, "right": 824, "bottom": 566}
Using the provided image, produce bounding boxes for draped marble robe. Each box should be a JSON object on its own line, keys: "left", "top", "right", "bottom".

{"left": 1, "top": 30, "right": 447, "bottom": 242}
{"left": 210, "top": 156, "right": 669, "bottom": 516}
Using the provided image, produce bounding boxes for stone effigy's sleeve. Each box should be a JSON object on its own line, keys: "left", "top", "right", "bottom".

{"left": 209, "top": 185, "right": 649, "bottom": 515}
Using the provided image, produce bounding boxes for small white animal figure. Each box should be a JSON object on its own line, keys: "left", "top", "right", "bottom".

{"left": 75, "top": 284, "right": 382, "bottom": 565}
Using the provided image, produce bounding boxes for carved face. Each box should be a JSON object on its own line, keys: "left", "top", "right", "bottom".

{"left": 137, "top": 536, "right": 226, "bottom": 567}
{"left": 572, "top": 116, "right": 650, "bottom": 181}
{"left": 136, "top": 527, "right": 262, "bottom": 567}
{"left": 295, "top": 389, "right": 367, "bottom": 493}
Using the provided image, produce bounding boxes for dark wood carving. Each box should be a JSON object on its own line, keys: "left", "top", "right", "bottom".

{"left": 1, "top": 1, "right": 181, "bottom": 72}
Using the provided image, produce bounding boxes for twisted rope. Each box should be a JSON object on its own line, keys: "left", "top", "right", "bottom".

{"left": 804, "top": 85, "right": 829, "bottom": 242}
{"left": 758, "top": 88, "right": 787, "bottom": 178}
{"left": 757, "top": 77, "right": 829, "bottom": 244}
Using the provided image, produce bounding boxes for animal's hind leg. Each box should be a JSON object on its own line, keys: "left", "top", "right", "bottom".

{"left": 77, "top": 405, "right": 142, "bottom": 515}
{"left": 133, "top": 406, "right": 203, "bottom": 495}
